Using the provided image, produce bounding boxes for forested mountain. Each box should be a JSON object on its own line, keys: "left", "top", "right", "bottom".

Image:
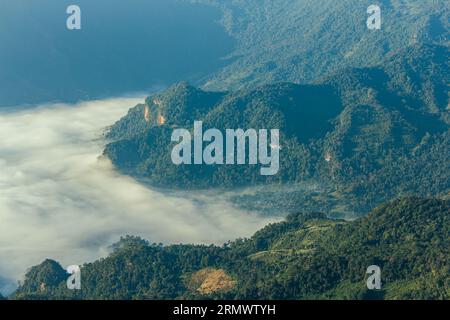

{"left": 192, "top": 0, "right": 449, "bottom": 91}
{"left": 103, "top": 44, "right": 449, "bottom": 214}
{"left": 1, "top": 0, "right": 447, "bottom": 107}
{"left": 11, "top": 197, "right": 450, "bottom": 300}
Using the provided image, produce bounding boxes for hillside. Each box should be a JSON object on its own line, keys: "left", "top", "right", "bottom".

{"left": 0, "top": 0, "right": 233, "bottom": 107}
{"left": 2, "top": 1, "right": 447, "bottom": 107}
{"left": 193, "top": 0, "right": 449, "bottom": 90}
{"left": 11, "top": 197, "right": 450, "bottom": 300}
{"left": 103, "top": 44, "right": 449, "bottom": 214}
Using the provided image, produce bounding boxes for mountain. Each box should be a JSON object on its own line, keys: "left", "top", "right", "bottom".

{"left": 103, "top": 44, "right": 449, "bottom": 214}
{"left": 2, "top": 0, "right": 447, "bottom": 107}
{"left": 11, "top": 197, "right": 450, "bottom": 300}
{"left": 193, "top": 0, "right": 449, "bottom": 91}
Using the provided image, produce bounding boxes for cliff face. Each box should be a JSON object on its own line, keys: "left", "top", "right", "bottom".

{"left": 144, "top": 105, "right": 150, "bottom": 123}
{"left": 150, "top": 98, "right": 166, "bottom": 125}
{"left": 199, "top": 0, "right": 448, "bottom": 91}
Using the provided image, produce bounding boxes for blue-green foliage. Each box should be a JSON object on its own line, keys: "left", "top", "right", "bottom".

{"left": 104, "top": 44, "right": 449, "bottom": 213}
{"left": 11, "top": 197, "right": 450, "bottom": 300}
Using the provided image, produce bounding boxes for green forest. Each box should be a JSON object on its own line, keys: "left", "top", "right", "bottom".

{"left": 11, "top": 197, "right": 449, "bottom": 300}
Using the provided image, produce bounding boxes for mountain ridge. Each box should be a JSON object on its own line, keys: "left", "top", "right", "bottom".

{"left": 10, "top": 197, "right": 450, "bottom": 300}
{"left": 103, "top": 44, "right": 449, "bottom": 214}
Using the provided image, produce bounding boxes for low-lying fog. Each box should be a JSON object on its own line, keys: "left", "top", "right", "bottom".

{"left": 0, "top": 97, "right": 279, "bottom": 295}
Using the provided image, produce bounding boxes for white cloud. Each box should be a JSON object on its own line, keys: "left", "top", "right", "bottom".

{"left": 0, "top": 98, "right": 278, "bottom": 295}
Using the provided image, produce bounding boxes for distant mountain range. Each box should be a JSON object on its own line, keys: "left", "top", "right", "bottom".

{"left": 11, "top": 197, "right": 450, "bottom": 300}
{"left": 104, "top": 44, "right": 449, "bottom": 214}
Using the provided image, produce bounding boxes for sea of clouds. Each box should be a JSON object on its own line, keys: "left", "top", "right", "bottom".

{"left": 0, "top": 98, "right": 278, "bottom": 295}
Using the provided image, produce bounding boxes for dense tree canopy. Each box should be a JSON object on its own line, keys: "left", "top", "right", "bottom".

{"left": 104, "top": 44, "right": 449, "bottom": 215}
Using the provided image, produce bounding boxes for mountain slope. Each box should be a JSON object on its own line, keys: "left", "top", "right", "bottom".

{"left": 194, "top": 0, "right": 449, "bottom": 91}
{"left": 11, "top": 197, "right": 450, "bottom": 300}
